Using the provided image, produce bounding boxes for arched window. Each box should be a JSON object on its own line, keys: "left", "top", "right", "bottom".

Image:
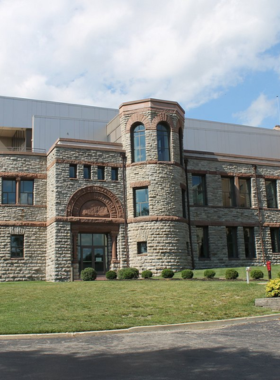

{"left": 179, "top": 128, "right": 183, "bottom": 165}
{"left": 132, "top": 123, "right": 146, "bottom": 162}
{"left": 157, "top": 123, "right": 170, "bottom": 161}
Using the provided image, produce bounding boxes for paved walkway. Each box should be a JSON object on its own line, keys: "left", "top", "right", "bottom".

{"left": 0, "top": 317, "right": 280, "bottom": 379}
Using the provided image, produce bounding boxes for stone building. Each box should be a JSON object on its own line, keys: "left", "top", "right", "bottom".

{"left": 0, "top": 95, "right": 280, "bottom": 281}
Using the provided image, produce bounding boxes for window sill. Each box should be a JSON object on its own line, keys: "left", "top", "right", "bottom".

{"left": 11, "top": 257, "right": 24, "bottom": 260}
{"left": 198, "top": 257, "right": 211, "bottom": 261}
{"left": 69, "top": 177, "right": 78, "bottom": 180}
{"left": 228, "top": 257, "right": 240, "bottom": 260}
{"left": 137, "top": 253, "right": 147, "bottom": 256}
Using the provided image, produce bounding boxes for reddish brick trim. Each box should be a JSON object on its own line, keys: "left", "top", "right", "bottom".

{"left": 0, "top": 172, "right": 47, "bottom": 179}
{"left": 127, "top": 160, "right": 184, "bottom": 169}
{"left": 192, "top": 220, "right": 258, "bottom": 227}
{"left": 47, "top": 216, "right": 125, "bottom": 227}
{"left": 185, "top": 154, "right": 280, "bottom": 168}
{"left": 127, "top": 216, "right": 188, "bottom": 224}
{"left": 0, "top": 221, "right": 46, "bottom": 227}
{"left": 130, "top": 181, "right": 151, "bottom": 188}
{"left": 263, "top": 223, "right": 280, "bottom": 227}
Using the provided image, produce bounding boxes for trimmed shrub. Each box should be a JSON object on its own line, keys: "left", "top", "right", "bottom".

{"left": 225, "top": 269, "right": 239, "bottom": 280}
{"left": 181, "top": 269, "right": 194, "bottom": 279}
{"left": 250, "top": 269, "right": 264, "bottom": 280}
{"left": 130, "top": 267, "right": 140, "bottom": 279}
{"left": 81, "top": 267, "right": 97, "bottom": 281}
{"left": 204, "top": 269, "right": 216, "bottom": 279}
{"left": 266, "top": 278, "right": 280, "bottom": 297}
{"left": 161, "top": 269, "right": 174, "bottom": 278}
{"left": 277, "top": 272, "right": 280, "bottom": 278}
{"left": 106, "top": 270, "right": 117, "bottom": 280}
{"left": 117, "top": 268, "right": 135, "bottom": 280}
{"left": 142, "top": 270, "right": 153, "bottom": 279}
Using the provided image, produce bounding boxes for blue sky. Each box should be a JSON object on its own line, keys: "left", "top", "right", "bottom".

{"left": 0, "top": 0, "right": 280, "bottom": 129}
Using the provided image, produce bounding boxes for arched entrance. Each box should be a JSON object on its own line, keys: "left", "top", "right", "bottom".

{"left": 66, "top": 186, "right": 124, "bottom": 278}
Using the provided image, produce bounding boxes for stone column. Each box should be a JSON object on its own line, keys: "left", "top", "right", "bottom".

{"left": 111, "top": 232, "right": 119, "bottom": 262}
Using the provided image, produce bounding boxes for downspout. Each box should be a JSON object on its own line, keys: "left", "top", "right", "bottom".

{"left": 121, "top": 152, "right": 129, "bottom": 267}
{"left": 253, "top": 165, "right": 266, "bottom": 264}
{"left": 184, "top": 158, "right": 195, "bottom": 270}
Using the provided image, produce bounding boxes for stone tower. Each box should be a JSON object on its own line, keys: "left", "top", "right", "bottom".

{"left": 119, "top": 99, "right": 191, "bottom": 273}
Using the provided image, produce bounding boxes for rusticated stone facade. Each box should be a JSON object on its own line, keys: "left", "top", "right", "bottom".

{"left": 1, "top": 98, "right": 280, "bottom": 282}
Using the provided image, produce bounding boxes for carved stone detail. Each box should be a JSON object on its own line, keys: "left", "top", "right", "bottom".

{"left": 66, "top": 186, "right": 124, "bottom": 219}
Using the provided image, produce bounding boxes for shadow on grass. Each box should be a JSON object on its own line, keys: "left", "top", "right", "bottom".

{"left": 0, "top": 345, "right": 279, "bottom": 380}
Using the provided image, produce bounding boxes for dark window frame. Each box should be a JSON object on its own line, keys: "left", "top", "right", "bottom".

{"left": 182, "top": 188, "right": 186, "bottom": 218}
{"left": 192, "top": 175, "right": 207, "bottom": 206}
{"left": 137, "top": 241, "right": 147, "bottom": 254}
{"left": 196, "top": 226, "right": 210, "bottom": 259}
{"left": 83, "top": 165, "right": 91, "bottom": 179}
{"left": 157, "top": 123, "right": 170, "bottom": 161}
{"left": 10, "top": 235, "right": 24, "bottom": 258}
{"left": 239, "top": 178, "right": 251, "bottom": 208}
{"left": 226, "top": 227, "right": 239, "bottom": 259}
{"left": 222, "top": 177, "right": 236, "bottom": 207}
{"left": 271, "top": 227, "right": 280, "bottom": 253}
{"left": 111, "top": 167, "right": 118, "bottom": 181}
{"left": 2, "top": 178, "right": 34, "bottom": 205}
{"left": 243, "top": 227, "right": 256, "bottom": 258}
{"left": 97, "top": 166, "right": 105, "bottom": 180}
{"left": 134, "top": 187, "right": 149, "bottom": 217}
{"left": 179, "top": 128, "right": 184, "bottom": 165}
{"left": 69, "top": 164, "right": 77, "bottom": 179}
{"left": 131, "top": 123, "right": 146, "bottom": 163}
{"left": 266, "top": 179, "right": 278, "bottom": 208}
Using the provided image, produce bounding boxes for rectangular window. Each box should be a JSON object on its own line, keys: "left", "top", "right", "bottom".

{"left": 83, "top": 165, "right": 91, "bottom": 179}
{"left": 266, "top": 180, "right": 277, "bottom": 208}
{"left": 111, "top": 167, "right": 118, "bottom": 181}
{"left": 222, "top": 177, "right": 235, "bottom": 207}
{"left": 182, "top": 189, "right": 186, "bottom": 218}
{"left": 98, "top": 166, "right": 105, "bottom": 180}
{"left": 226, "top": 227, "right": 238, "bottom": 258}
{"left": 2, "top": 179, "right": 16, "bottom": 204}
{"left": 137, "top": 241, "right": 147, "bottom": 254}
{"left": 69, "top": 164, "right": 77, "bottom": 178}
{"left": 134, "top": 187, "right": 149, "bottom": 217}
{"left": 192, "top": 175, "right": 207, "bottom": 206}
{"left": 11, "top": 235, "right": 24, "bottom": 258}
{"left": 271, "top": 228, "right": 280, "bottom": 253}
{"left": 20, "top": 180, "right": 34, "bottom": 205}
{"left": 239, "top": 178, "right": 251, "bottom": 208}
{"left": 2, "top": 179, "right": 34, "bottom": 205}
{"left": 243, "top": 227, "right": 256, "bottom": 258}
{"left": 196, "top": 226, "right": 210, "bottom": 259}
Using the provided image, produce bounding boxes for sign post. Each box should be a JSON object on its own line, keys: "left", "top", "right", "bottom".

{"left": 246, "top": 267, "right": 251, "bottom": 284}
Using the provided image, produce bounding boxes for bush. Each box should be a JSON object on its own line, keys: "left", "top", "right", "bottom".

{"left": 225, "top": 269, "right": 239, "bottom": 280}
{"left": 277, "top": 272, "right": 280, "bottom": 278}
{"left": 130, "top": 267, "right": 140, "bottom": 279}
{"left": 106, "top": 270, "right": 117, "bottom": 280}
{"left": 250, "top": 269, "right": 264, "bottom": 280}
{"left": 161, "top": 269, "right": 175, "bottom": 278}
{"left": 117, "top": 268, "right": 135, "bottom": 280}
{"left": 81, "top": 267, "right": 97, "bottom": 281}
{"left": 181, "top": 269, "right": 194, "bottom": 279}
{"left": 141, "top": 270, "right": 153, "bottom": 279}
{"left": 266, "top": 278, "right": 280, "bottom": 297}
{"left": 204, "top": 269, "right": 216, "bottom": 279}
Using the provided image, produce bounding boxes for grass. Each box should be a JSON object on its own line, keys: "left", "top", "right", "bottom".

{"left": 174, "top": 265, "right": 280, "bottom": 280}
{"left": 0, "top": 279, "right": 277, "bottom": 335}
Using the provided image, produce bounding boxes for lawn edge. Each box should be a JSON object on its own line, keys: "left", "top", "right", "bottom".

{"left": 0, "top": 313, "right": 279, "bottom": 340}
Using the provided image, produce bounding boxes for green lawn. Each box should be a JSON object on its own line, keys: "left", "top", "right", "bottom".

{"left": 174, "top": 265, "right": 280, "bottom": 280}
{"left": 0, "top": 279, "right": 277, "bottom": 335}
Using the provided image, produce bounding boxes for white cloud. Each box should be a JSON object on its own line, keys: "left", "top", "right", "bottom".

{"left": 234, "top": 94, "right": 278, "bottom": 126}
{"left": 0, "top": 0, "right": 280, "bottom": 109}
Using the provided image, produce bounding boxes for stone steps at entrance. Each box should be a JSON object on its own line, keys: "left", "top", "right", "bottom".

{"left": 96, "top": 275, "right": 107, "bottom": 281}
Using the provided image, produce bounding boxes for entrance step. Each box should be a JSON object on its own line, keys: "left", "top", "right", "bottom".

{"left": 96, "top": 275, "right": 107, "bottom": 281}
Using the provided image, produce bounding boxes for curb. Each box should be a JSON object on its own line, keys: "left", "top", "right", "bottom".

{"left": 0, "top": 314, "right": 279, "bottom": 340}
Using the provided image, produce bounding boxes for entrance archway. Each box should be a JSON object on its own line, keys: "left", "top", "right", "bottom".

{"left": 66, "top": 186, "right": 124, "bottom": 278}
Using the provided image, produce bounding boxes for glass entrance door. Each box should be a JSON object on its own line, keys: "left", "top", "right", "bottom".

{"left": 78, "top": 233, "right": 108, "bottom": 274}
